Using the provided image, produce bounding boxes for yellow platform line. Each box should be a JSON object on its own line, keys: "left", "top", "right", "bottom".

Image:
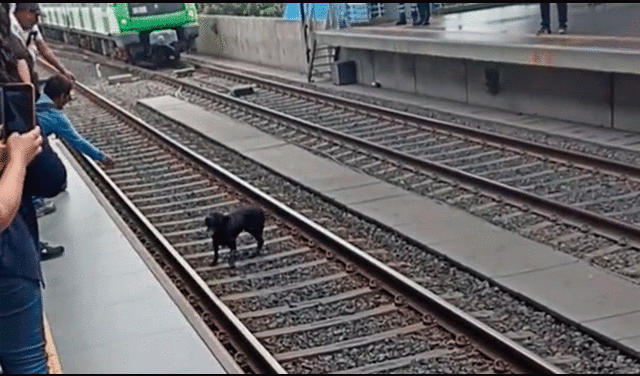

{"left": 44, "top": 316, "right": 63, "bottom": 374}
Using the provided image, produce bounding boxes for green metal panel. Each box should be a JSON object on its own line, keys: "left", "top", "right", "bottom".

{"left": 113, "top": 3, "right": 198, "bottom": 34}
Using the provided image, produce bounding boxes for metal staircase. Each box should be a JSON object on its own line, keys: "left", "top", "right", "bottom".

{"left": 307, "top": 41, "right": 339, "bottom": 83}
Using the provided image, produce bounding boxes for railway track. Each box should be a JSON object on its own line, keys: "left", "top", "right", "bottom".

{"left": 47, "top": 64, "right": 563, "bottom": 373}
{"left": 39, "top": 46, "right": 640, "bottom": 372}
{"left": 88, "top": 51, "right": 640, "bottom": 285}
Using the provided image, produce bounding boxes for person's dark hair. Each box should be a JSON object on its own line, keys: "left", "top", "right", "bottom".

{"left": 44, "top": 75, "right": 73, "bottom": 100}
{"left": 14, "top": 3, "right": 41, "bottom": 13}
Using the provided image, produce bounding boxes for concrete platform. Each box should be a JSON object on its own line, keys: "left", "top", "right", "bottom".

{"left": 38, "top": 140, "right": 231, "bottom": 374}
{"left": 302, "top": 3, "right": 640, "bottom": 131}
{"left": 317, "top": 3, "right": 640, "bottom": 74}
{"left": 138, "top": 94, "right": 640, "bottom": 358}
{"left": 184, "top": 47, "right": 640, "bottom": 148}
{"left": 427, "top": 3, "right": 640, "bottom": 37}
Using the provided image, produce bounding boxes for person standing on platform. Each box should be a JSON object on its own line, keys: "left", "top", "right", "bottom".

{"left": 11, "top": 3, "right": 75, "bottom": 82}
{"left": 537, "top": 3, "right": 568, "bottom": 35}
{"left": 396, "top": 3, "right": 420, "bottom": 26}
{"left": 0, "top": 3, "right": 67, "bottom": 373}
{"left": 416, "top": 3, "right": 431, "bottom": 26}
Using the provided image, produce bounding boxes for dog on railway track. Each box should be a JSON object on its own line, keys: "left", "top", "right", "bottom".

{"left": 205, "top": 207, "right": 265, "bottom": 268}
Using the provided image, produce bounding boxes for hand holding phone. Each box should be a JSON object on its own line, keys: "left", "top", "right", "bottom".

{"left": 1, "top": 83, "right": 36, "bottom": 140}
{"left": 5, "top": 127, "right": 43, "bottom": 166}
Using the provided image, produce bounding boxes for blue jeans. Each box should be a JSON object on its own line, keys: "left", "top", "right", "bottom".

{"left": 0, "top": 277, "right": 48, "bottom": 374}
{"left": 32, "top": 197, "right": 45, "bottom": 211}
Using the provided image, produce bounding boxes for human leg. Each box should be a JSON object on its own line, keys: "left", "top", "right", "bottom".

{"left": 0, "top": 277, "right": 48, "bottom": 374}
{"left": 396, "top": 3, "right": 407, "bottom": 25}
{"left": 422, "top": 3, "right": 431, "bottom": 25}
{"left": 557, "top": 3, "right": 568, "bottom": 32}
{"left": 415, "top": 3, "right": 429, "bottom": 25}
{"left": 537, "top": 3, "right": 551, "bottom": 34}
{"left": 411, "top": 3, "right": 420, "bottom": 25}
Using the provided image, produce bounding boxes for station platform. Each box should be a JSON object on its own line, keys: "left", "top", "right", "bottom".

{"left": 318, "top": 3, "right": 640, "bottom": 74}
{"left": 37, "top": 140, "right": 231, "bottom": 374}
{"left": 138, "top": 93, "right": 640, "bottom": 361}
{"left": 317, "top": 3, "right": 640, "bottom": 73}
{"left": 309, "top": 3, "right": 640, "bottom": 132}
{"left": 183, "top": 51, "right": 640, "bottom": 153}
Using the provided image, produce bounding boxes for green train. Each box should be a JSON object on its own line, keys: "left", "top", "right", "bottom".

{"left": 39, "top": 3, "right": 199, "bottom": 64}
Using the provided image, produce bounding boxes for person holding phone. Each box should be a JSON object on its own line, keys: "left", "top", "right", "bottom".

{"left": 0, "top": 128, "right": 48, "bottom": 374}
{"left": 1, "top": 4, "right": 68, "bottom": 372}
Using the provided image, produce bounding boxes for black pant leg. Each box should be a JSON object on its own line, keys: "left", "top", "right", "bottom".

{"left": 540, "top": 3, "right": 551, "bottom": 29}
{"left": 416, "top": 3, "right": 429, "bottom": 22}
{"left": 557, "top": 3, "right": 567, "bottom": 28}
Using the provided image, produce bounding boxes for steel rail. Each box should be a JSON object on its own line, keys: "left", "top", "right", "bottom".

{"left": 71, "top": 80, "right": 288, "bottom": 374}
{"left": 139, "top": 67, "right": 640, "bottom": 248}
{"left": 51, "top": 59, "right": 563, "bottom": 373}
{"left": 87, "top": 79, "right": 563, "bottom": 375}
{"left": 185, "top": 56, "right": 640, "bottom": 179}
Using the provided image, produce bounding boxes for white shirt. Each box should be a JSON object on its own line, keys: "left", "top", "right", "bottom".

{"left": 9, "top": 6, "right": 43, "bottom": 61}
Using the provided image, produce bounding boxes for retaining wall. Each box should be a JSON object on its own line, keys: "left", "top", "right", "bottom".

{"left": 196, "top": 15, "right": 315, "bottom": 73}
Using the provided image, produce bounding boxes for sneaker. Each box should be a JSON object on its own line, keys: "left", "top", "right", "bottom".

{"left": 536, "top": 27, "right": 551, "bottom": 36}
{"left": 558, "top": 27, "right": 567, "bottom": 34}
{"left": 41, "top": 242, "right": 65, "bottom": 261}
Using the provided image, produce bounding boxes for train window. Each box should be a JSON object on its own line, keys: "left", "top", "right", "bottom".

{"left": 78, "top": 9, "right": 85, "bottom": 29}
{"left": 128, "top": 3, "right": 184, "bottom": 17}
{"left": 103, "top": 15, "right": 110, "bottom": 34}
{"left": 89, "top": 7, "right": 96, "bottom": 31}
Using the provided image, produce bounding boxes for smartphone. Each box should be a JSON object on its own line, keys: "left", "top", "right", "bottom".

{"left": 1, "top": 83, "right": 36, "bottom": 140}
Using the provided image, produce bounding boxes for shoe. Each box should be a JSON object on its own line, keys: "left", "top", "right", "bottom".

{"left": 36, "top": 201, "right": 56, "bottom": 218}
{"left": 41, "top": 242, "right": 65, "bottom": 261}
{"left": 536, "top": 27, "right": 551, "bottom": 36}
{"left": 422, "top": 18, "right": 430, "bottom": 26}
{"left": 396, "top": 14, "right": 407, "bottom": 25}
{"left": 558, "top": 27, "right": 567, "bottom": 34}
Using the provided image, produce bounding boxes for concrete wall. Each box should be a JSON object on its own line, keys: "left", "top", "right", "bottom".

{"left": 341, "top": 48, "right": 635, "bottom": 130}
{"left": 196, "top": 15, "right": 312, "bottom": 73}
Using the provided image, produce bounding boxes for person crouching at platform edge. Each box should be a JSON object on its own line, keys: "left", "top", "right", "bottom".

{"left": 32, "top": 75, "right": 115, "bottom": 260}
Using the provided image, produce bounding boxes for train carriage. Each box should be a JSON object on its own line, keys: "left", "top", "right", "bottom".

{"left": 39, "top": 3, "right": 198, "bottom": 65}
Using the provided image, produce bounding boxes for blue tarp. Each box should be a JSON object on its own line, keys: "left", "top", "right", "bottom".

{"left": 283, "top": 3, "right": 374, "bottom": 25}
{"left": 283, "top": 3, "right": 330, "bottom": 21}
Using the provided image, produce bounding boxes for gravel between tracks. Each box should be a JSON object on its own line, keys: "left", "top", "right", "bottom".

{"left": 53, "top": 55, "right": 640, "bottom": 373}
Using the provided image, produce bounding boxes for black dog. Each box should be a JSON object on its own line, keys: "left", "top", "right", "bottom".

{"left": 204, "top": 207, "right": 265, "bottom": 268}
